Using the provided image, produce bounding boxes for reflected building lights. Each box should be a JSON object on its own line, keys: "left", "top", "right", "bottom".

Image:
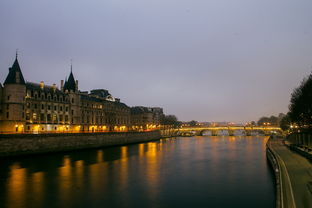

{"left": 97, "top": 150, "right": 104, "bottom": 163}
{"left": 6, "top": 164, "right": 27, "bottom": 208}
{"left": 58, "top": 156, "right": 72, "bottom": 207}
{"left": 118, "top": 146, "right": 129, "bottom": 204}
{"left": 145, "top": 142, "right": 160, "bottom": 200}
{"left": 75, "top": 160, "right": 84, "bottom": 190}
{"left": 138, "top": 143, "right": 145, "bottom": 157}
{"left": 31, "top": 172, "right": 45, "bottom": 208}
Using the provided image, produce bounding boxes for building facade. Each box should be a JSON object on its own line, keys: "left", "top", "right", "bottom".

{"left": 0, "top": 56, "right": 163, "bottom": 133}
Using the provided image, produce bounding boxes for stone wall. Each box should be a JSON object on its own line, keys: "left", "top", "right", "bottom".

{"left": 0, "top": 131, "right": 161, "bottom": 156}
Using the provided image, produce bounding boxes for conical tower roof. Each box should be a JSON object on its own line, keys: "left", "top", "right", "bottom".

{"left": 4, "top": 56, "right": 26, "bottom": 85}
{"left": 64, "top": 65, "right": 76, "bottom": 92}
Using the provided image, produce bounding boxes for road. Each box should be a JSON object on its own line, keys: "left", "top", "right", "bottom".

{"left": 269, "top": 138, "right": 312, "bottom": 208}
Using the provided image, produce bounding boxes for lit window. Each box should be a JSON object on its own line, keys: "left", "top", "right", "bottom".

{"left": 33, "top": 113, "right": 37, "bottom": 120}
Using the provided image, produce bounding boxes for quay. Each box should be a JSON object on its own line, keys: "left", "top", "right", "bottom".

{"left": 0, "top": 130, "right": 161, "bottom": 157}
{"left": 267, "top": 136, "right": 312, "bottom": 208}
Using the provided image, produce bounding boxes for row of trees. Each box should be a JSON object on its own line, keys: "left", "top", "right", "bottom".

{"left": 282, "top": 72, "right": 312, "bottom": 130}
{"left": 160, "top": 115, "right": 182, "bottom": 128}
{"left": 257, "top": 113, "right": 286, "bottom": 126}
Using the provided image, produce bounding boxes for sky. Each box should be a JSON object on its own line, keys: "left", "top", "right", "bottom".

{"left": 0, "top": 0, "right": 312, "bottom": 123}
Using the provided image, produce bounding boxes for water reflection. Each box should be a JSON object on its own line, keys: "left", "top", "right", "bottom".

{"left": 6, "top": 164, "right": 27, "bottom": 208}
{"left": 145, "top": 142, "right": 160, "bottom": 201}
{"left": 58, "top": 156, "right": 72, "bottom": 207}
{"left": 0, "top": 136, "right": 275, "bottom": 208}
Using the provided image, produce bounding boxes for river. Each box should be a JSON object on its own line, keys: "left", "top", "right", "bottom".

{"left": 0, "top": 136, "right": 275, "bottom": 208}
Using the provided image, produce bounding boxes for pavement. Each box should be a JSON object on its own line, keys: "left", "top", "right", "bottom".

{"left": 268, "top": 138, "right": 312, "bottom": 208}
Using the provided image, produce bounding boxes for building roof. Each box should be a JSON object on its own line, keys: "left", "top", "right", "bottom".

{"left": 80, "top": 93, "right": 129, "bottom": 108}
{"left": 64, "top": 67, "right": 76, "bottom": 92}
{"left": 131, "top": 106, "right": 153, "bottom": 114}
{"left": 4, "top": 57, "right": 26, "bottom": 85}
{"left": 90, "top": 89, "right": 111, "bottom": 98}
{"left": 26, "top": 82, "right": 66, "bottom": 95}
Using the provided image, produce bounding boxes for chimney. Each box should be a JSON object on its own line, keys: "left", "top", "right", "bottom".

{"left": 76, "top": 80, "right": 78, "bottom": 91}
{"left": 52, "top": 83, "right": 57, "bottom": 91}
{"left": 61, "top": 80, "right": 64, "bottom": 91}
{"left": 40, "top": 81, "right": 44, "bottom": 89}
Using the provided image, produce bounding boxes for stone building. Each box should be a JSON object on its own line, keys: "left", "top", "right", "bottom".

{"left": 0, "top": 56, "right": 163, "bottom": 133}
{"left": 131, "top": 106, "right": 163, "bottom": 131}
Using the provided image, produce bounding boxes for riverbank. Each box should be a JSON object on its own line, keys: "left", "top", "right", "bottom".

{"left": 267, "top": 136, "right": 312, "bottom": 208}
{"left": 0, "top": 131, "right": 161, "bottom": 157}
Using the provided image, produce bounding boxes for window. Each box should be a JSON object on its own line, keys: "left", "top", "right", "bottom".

{"left": 72, "top": 98, "right": 74, "bottom": 103}
{"left": 33, "top": 113, "right": 37, "bottom": 120}
{"left": 47, "top": 114, "right": 51, "bottom": 122}
{"left": 65, "top": 115, "right": 68, "bottom": 122}
{"left": 6, "top": 105, "right": 9, "bottom": 110}
{"left": 54, "top": 106, "right": 57, "bottom": 111}
{"left": 41, "top": 104, "right": 44, "bottom": 110}
{"left": 26, "top": 113, "right": 30, "bottom": 120}
{"left": 60, "top": 106, "right": 63, "bottom": 111}
{"left": 7, "top": 95, "right": 10, "bottom": 100}
{"left": 59, "top": 115, "right": 63, "bottom": 122}
{"left": 6, "top": 112, "right": 9, "bottom": 119}
{"left": 40, "top": 113, "right": 45, "bottom": 121}
{"left": 71, "top": 110, "right": 74, "bottom": 115}
{"left": 34, "top": 104, "right": 37, "bottom": 109}
{"left": 65, "top": 107, "right": 68, "bottom": 112}
{"left": 53, "top": 114, "right": 57, "bottom": 122}
{"left": 47, "top": 105, "right": 51, "bottom": 110}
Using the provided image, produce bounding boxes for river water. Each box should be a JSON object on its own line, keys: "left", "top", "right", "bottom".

{"left": 0, "top": 136, "right": 275, "bottom": 208}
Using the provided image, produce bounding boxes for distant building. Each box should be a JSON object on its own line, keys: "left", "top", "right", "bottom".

{"left": 130, "top": 106, "right": 163, "bottom": 131}
{"left": 0, "top": 56, "right": 163, "bottom": 133}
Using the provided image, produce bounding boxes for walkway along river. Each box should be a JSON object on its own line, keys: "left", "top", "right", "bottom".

{"left": 0, "top": 136, "right": 275, "bottom": 208}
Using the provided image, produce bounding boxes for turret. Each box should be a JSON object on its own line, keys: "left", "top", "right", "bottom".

{"left": 1, "top": 54, "right": 26, "bottom": 132}
{"left": 63, "top": 64, "right": 81, "bottom": 128}
{"left": 64, "top": 64, "right": 77, "bottom": 93}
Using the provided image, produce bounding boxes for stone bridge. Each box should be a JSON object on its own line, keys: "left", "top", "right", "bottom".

{"left": 174, "top": 126, "right": 282, "bottom": 136}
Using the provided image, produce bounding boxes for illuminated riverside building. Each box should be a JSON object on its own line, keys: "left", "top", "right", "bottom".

{"left": 0, "top": 56, "right": 163, "bottom": 133}
{"left": 130, "top": 106, "right": 163, "bottom": 131}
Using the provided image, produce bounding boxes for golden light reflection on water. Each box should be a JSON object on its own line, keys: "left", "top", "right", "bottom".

{"left": 145, "top": 142, "right": 160, "bottom": 200}
{"left": 31, "top": 172, "right": 44, "bottom": 208}
{"left": 75, "top": 160, "right": 84, "bottom": 189}
{"left": 118, "top": 146, "right": 129, "bottom": 204}
{"left": 97, "top": 150, "right": 104, "bottom": 163}
{"left": 89, "top": 163, "right": 102, "bottom": 195}
{"left": 58, "top": 156, "right": 72, "bottom": 207}
{"left": 1, "top": 136, "right": 274, "bottom": 208}
{"left": 227, "top": 136, "right": 238, "bottom": 182}
{"left": 138, "top": 143, "right": 144, "bottom": 157}
{"left": 6, "top": 164, "right": 27, "bottom": 208}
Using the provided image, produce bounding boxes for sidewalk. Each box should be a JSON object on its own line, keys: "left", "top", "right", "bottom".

{"left": 268, "top": 138, "right": 312, "bottom": 208}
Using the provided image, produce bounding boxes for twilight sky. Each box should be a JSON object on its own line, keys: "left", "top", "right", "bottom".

{"left": 1, "top": 0, "right": 312, "bottom": 122}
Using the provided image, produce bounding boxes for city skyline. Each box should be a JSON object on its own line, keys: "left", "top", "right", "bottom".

{"left": 1, "top": 0, "right": 312, "bottom": 122}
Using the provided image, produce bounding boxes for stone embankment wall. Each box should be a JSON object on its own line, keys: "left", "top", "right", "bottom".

{"left": 266, "top": 142, "right": 282, "bottom": 208}
{"left": 0, "top": 131, "right": 161, "bottom": 157}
